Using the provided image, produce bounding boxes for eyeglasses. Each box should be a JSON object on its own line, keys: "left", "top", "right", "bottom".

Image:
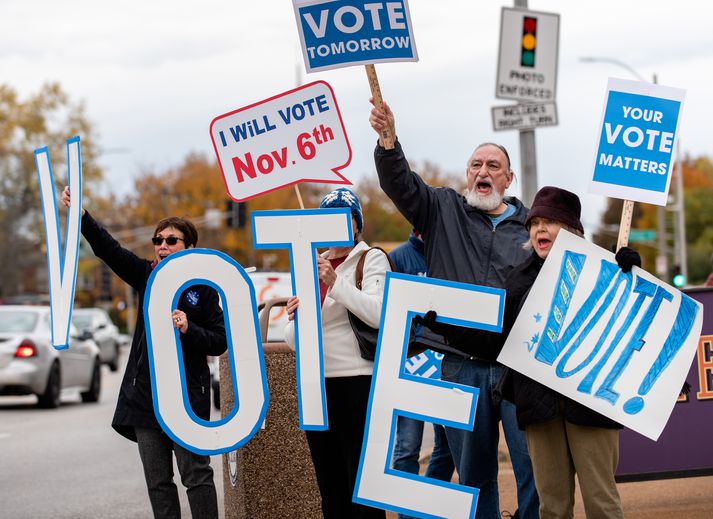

{"left": 152, "top": 236, "right": 184, "bottom": 246}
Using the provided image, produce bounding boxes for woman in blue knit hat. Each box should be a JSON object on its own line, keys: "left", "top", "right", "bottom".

{"left": 285, "top": 187, "right": 390, "bottom": 518}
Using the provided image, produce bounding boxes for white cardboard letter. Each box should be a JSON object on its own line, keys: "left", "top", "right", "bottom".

{"left": 144, "top": 249, "right": 269, "bottom": 455}
{"left": 354, "top": 273, "right": 506, "bottom": 518}
{"left": 35, "top": 137, "right": 82, "bottom": 349}
{"left": 252, "top": 208, "right": 353, "bottom": 430}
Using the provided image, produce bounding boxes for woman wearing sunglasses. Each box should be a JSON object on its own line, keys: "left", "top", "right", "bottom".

{"left": 62, "top": 186, "right": 226, "bottom": 519}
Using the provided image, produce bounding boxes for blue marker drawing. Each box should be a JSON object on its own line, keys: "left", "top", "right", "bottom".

{"left": 577, "top": 275, "right": 657, "bottom": 394}
{"left": 595, "top": 285, "right": 673, "bottom": 406}
{"left": 623, "top": 294, "right": 700, "bottom": 415}
{"left": 524, "top": 331, "right": 540, "bottom": 353}
{"left": 555, "top": 269, "right": 632, "bottom": 379}
{"left": 536, "top": 254, "right": 617, "bottom": 365}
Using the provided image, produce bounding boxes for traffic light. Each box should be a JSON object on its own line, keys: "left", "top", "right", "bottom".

{"left": 226, "top": 200, "right": 248, "bottom": 229}
{"left": 672, "top": 265, "right": 685, "bottom": 288}
{"left": 237, "top": 203, "right": 247, "bottom": 228}
{"left": 521, "top": 16, "right": 537, "bottom": 68}
{"left": 100, "top": 263, "right": 112, "bottom": 301}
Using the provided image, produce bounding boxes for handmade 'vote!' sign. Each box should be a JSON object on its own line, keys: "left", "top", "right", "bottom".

{"left": 210, "top": 81, "right": 351, "bottom": 202}
{"left": 498, "top": 231, "right": 702, "bottom": 441}
{"left": 589, "top": 78, "right": 686, "bottom": 206}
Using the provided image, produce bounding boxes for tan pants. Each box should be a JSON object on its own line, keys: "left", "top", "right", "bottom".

{"left": 526, "top": 417, "right": 624, "bottom": 519}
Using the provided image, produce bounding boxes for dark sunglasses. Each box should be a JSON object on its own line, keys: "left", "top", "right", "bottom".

{"left": 152, "top": 236, "right": 184, "bottom": 246}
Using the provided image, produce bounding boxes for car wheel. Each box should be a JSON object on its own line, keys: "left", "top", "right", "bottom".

{"left": 37, "top": 361, "right": 61, "bottom": 409}
{"left": 108, "top": 343, "right": 120, "bottom": 372}
{"left": 81, "top": 359, "right": 101, "bottom": 403}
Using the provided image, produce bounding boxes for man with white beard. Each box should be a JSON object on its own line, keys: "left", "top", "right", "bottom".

{"left": 369, "top": 101, "right": 538, "bottom": 519}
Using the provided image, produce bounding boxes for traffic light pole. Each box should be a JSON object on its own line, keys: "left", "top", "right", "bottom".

{"left": 518, "top": 129, "right": 538, "bottom": 207}
{"left": 675, "top": 139, "right": 688, "bottom": 284}
{"left": 514, "top": 0, "right": 538, "bottom": 207}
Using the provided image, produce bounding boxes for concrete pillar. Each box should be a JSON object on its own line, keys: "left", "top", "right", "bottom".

{"left": 219, "top": 342, "right": 321, "bottom": 518}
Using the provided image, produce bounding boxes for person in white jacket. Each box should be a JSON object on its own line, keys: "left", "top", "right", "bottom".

{"left": 285, "top": 187, "right": 390, "bottom": 519}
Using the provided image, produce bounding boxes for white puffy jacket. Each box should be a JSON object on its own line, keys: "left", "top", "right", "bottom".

{"left": 285, "top": 240, "right": 391, "bottom": 377}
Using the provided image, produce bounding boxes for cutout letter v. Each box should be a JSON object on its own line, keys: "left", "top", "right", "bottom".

{"left": 35, "top": 137, "right": 82, "bottom": 350}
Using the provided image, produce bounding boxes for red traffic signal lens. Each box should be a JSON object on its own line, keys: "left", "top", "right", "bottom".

{"left": 523, "top": 17, "right": 537, "bottom": 34}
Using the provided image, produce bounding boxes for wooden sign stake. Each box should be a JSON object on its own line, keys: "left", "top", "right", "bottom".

{"left": 294, "top": 185, "right": 305, "bottom": 210}
{"left": 365, "top": 64, "right": 395, "bottom": 150}
{"left": 617, "top": 199, "right": 635, "bottom": 250}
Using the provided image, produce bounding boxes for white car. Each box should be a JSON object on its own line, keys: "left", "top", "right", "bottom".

{"left": 249, "top": 271, "right": 291, "bottom": 342}
{"left": 72, "top": 308, "right": 122, "bottom": 371}
{"left": 0, "top": 306, "right": 102, "bottom": 408}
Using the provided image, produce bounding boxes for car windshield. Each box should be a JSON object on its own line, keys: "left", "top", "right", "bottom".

{"left": 72, "top": 314, "right": 93, "bottom": 330}
{"left": 0, "top": 311, "right": 39, "bottom": 333}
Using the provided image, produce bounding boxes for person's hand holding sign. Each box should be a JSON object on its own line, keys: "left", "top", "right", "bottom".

{"left": 61, "top": 186, "right": 85, "bottom": 216}
{"left": 369, "top": 98, "right": 396, "bottom": 148}
{"left": 316, "top": 256, "right": 338, "bottom": 287}
{"left": 286, "top": 296, "right": 300, "bottom": 322}
{"left": 172, "top": 309, "right": 188, "bottom": 334}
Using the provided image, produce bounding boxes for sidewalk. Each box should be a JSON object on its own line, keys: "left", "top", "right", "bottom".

{"left": 497, "top": 460, "right": 713, "bottom": 518}
{"left": 386, "top": 427, "right": 713, "bottom": 518}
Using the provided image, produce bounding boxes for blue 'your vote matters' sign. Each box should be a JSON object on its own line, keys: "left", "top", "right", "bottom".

{"left": 589, "top": 78, "right": 686, "bottom": 206}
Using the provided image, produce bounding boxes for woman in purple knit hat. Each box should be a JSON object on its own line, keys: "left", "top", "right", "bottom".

{"left": 497, "top": 186, "right": 640, "bottom": 519}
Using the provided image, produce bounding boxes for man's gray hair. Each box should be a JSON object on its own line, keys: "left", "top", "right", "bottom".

{"left": 470, "top": 142, "right": 512, "bottom": 172}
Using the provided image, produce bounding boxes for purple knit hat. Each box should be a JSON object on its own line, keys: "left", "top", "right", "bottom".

{"left": 525, "top": 186, "right": 584, "bottom": 233}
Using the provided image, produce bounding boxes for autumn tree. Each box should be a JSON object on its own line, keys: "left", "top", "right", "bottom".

{"left": 0, "top": 83, "right": 104, "bottom": 297}
{"left": 115, "top": 153, "right": 310, "bottom": 271}
{"left": 594, "top": 155, "right": 713, "bottom": 284}
{"left": 356, "top": 160, "right": 466, "bottom": 247}
{"left": 115, "top": 155, "right": 465, "bottom": 271}
{"left": 634, "top": 157, "right": 713, "bottom": 284}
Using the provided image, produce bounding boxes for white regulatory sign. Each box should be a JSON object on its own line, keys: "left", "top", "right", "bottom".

{"left": 491, "top": 102, "right": 558, "bottom": 131}
{"left": 496, "top": 7, "right": 560, "bottom": 103}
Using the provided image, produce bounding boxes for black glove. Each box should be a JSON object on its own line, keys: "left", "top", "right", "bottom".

{"left": 680, "top": 381, "right": 692, "bottom": 396}
{"left": 413, "top": 310, "right": 446, "bottom": 334}
{"left": 615, "top": 246, "right": 642, "bottom": 273}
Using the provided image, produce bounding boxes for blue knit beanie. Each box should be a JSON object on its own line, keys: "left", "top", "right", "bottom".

{"left": 319, "top": 187, "right": 363, "bottom": 232}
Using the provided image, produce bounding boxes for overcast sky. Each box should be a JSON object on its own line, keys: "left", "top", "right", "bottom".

{"left": 3, "top": 0, "right": 712, "bottom": 234}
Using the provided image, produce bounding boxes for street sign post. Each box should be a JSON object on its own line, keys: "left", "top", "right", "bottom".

{"left": 496, "top": 7, "right": 560, "bottom": 103}
{"left": 492, "top": 101, "right": 558, "bottom": 131}
{"left": 629, "top": 229, "right": 657, "bottom": 242}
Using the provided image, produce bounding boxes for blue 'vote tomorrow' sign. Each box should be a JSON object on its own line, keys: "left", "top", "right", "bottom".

{"left": 293, "top": 0, "right": 418, "bottom": 72}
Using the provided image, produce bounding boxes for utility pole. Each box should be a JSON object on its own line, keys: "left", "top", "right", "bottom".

{"left": 652, "top": 74, "right": 670, "bottom": 279}
{"left": 514, "top": 0, "right": 538, "bottom": 206}
{"left": 674, "top": 139, "right": 688, "bottom": 283}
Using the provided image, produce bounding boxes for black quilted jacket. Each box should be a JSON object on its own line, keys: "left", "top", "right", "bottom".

{"left": 375, "top": 140, "right": 530, "bottom": 359}
{"left": 81, "top": 212, "right": 227, "bottom": 442}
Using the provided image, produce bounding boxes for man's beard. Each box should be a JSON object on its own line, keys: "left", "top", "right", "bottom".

{"left": 463, "top": 186, "right": 504, "bottom": 212}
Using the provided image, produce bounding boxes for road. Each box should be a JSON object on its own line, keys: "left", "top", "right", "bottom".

{"left": 0, "top": 353, "right": 224, "bottom": 519}
{"left": 5, "top": 352, "right": 710, "bottom": 519}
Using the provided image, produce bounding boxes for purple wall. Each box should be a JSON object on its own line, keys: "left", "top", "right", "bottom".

{"left": 617, "top": 287, "right": 713, "bottom": 481}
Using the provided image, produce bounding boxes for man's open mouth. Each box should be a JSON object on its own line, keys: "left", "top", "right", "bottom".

{"left": 476, "top": 181, "right": 492, "bottom": 194}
